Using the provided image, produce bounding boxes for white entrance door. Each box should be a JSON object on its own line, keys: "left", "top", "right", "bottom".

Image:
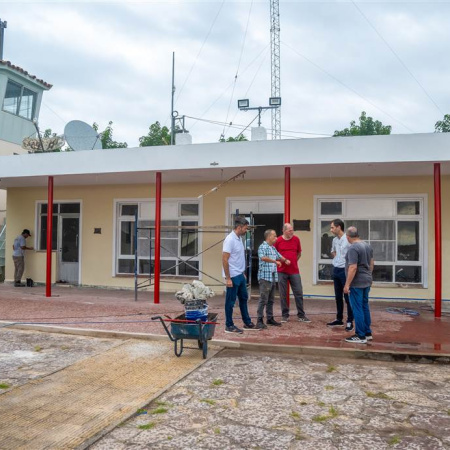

{"left": 58, "top": 215, "right": 80, "bottom": 284}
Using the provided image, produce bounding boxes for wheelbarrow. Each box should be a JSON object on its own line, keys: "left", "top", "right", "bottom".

{"left": 152, "top": 313, "right": 218, "bottom": 359}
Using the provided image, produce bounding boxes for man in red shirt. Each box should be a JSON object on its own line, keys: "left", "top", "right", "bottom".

{"left": 274, "top": 223, "right": 311, "bottom": 323}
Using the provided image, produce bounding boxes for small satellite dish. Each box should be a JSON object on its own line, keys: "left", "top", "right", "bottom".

{"left": 64, "top": 120, "right": 103, "bottom": 151}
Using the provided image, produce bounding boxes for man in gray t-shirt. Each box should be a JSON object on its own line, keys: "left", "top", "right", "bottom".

{"left": 343, "top": 226, "right": 374, "bottom": 344}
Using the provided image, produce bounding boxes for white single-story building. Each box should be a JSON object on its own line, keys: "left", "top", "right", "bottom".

{"left": 0, "top": 132, "right": 449, "bottom": 313}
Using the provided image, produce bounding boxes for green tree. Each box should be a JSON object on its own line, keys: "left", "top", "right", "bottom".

{"left": 435, "top": 114, "right": 450, "bottom": 133}
{"left": 139, "top": 121, "right": 172, "bottom": 146}
{"left": 333, "top": 111, "right": 392, "bottom": 137}
{"left": 92, "top": 121, "right": 128, "bottom": 149}
{"left": 219, "top": 134, "right": 248, "bottom": 142}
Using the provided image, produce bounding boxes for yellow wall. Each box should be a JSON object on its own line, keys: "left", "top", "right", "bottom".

{"left": 5, "top": 175, "right": 450, "bottom": 301}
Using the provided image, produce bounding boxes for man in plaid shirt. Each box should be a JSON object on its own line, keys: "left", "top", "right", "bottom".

{"left": 256, "top": 229, "right": 290, "bottom": 329}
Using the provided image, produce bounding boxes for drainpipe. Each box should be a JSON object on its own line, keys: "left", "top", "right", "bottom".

{"left": 46, "top": 176, "right": 54, "bottom": 298}
{"left": 154, "top": 172, "right": 162, "bottom": 304}
{"left": 285, "top": 167, "right": 291, "bottom": 307}
{"left": 434, "top": 163, "right": 442, "bottom": 318}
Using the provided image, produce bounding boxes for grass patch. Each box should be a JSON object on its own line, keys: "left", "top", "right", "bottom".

{"left": 136, "top": 408, "right": 147, "bottom": 415}
{"left": 366, "top": 391, "right": 391, "bottom": 400}
{"left": 312, "top": 414, "right": 328, "bottom": 423}
{"left": 299, "top": 401, "right": 308, "bottom": 406}
{"left": 0, "top": 383, "right": 10, "bottom": 389}
{"left": 295, "top": 428, "right": 305, "bottom": 440}
{"left": 328, "top": 406, "right": 339, "bottom": 418}
{"left": 388, "top": 435, "right": 401, "bottom": 446}
{"left": 138, "top": 422, "right": 156, "bottom": 430}
{"left": 155, "top": 401, "right": 171, "bottom": 407}
{"left": 326, "top": 365, "right": 336, "bottom": 373}
{"left": 291, "top": 411, "right": 300, "bottom": 419}
{"left": 212, "top": 379, "right": 224, "bottom": 386}
{"left": 325, "top": 385, "right": 334, "bottom": 391}
{"left": 213, "top": 427, "right": 221, "bottom": 434}
{"left": 150, "top": 407, "right": 168, "bottom": 415}
{"left": 167, "top": 436, "right": 173, "bottom": 440}
{"left": 447, "top": 409, "right": 450, "bottom": 416}
{"left": 200, "top": 399, "right": 216, "bottom": 406}
{"left": 34, "top": 345, "right": 42, "bottom": 352}
{"left": 312, "top": 406, "right": 339, "bottom": 423}
{"left": 60, "top": 345, "right": 69, "bottom": 350}
{"left": 317, "top": 401, "right": 326, "bottom": 407}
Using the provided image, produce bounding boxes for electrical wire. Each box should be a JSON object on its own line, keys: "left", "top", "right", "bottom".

{"left": 226, "top": 47, "right": 270, "bottom": 139}
{"left": 350, "top": 0, "right": 444, "bottom": 116}
{"left": 184, "top": 115, "right": 332, "bottom": 137}
{"left": 282, "top": 40, "right": 415, "bottom": 133}
{"left": 174, "top": 0, "right": 226, "bottom": 107}
{"left": 190, "top": 44, "right": 270, "bottom": 130}
{"left": 221, "top": 0, "right": 254, "bottom": 140}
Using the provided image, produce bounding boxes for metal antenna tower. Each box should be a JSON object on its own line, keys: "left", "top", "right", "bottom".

{"left": 270, "top": 0, "right": 281, "bottom": 139}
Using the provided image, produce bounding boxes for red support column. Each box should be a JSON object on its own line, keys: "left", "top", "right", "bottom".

{"left": 46, "top": 176, "right": 54, "bottom": 298}
{"left": 284, "top": 167, "right": 291, "bottom": 223}
{"left": 154, "top": 172, "right": 162, "bottom": 304}
{"left": 434, "top": 163, "right": 442, "bottom": 318}
{"left": 285, "top": 167, "right": 291, "bottom": 307}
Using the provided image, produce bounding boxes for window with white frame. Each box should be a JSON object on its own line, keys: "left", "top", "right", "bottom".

{"left": 316, "top": 197, "right": 425, "bottom": 285}
{"left": 116, "top": 200, "right": 200, "bottom": 276}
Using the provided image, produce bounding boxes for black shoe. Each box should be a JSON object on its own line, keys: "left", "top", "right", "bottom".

{"left": 327, "top": 320, "right": 344, "bottom": 327}
{"left": 281, "top": 316, "right": 289, "bottom": 323}
{"left": 345, "top": 322, "right": 354, "bottom": 332}
{"left": 14, "top": 282, "right": 25, "bottom": 287}
{"left": 267, "top": 318, "right": 282, "bottom": 327}
{"left": 366, "top": 333, "right": 373, "bottom": 341}
{"left": 345, "top": 334, "right": 367, "bottom": 344}
{"left": 243, "top": 322, "right": 260, "bottom": 331}
{"left": 256, "top": 320, "right": 267, "bottom": 330}
{"left": 225, "top": 325, "right": 243, "bottom": 334}
{"left": 298, "top": 316, "right": 311, "bottom": 323}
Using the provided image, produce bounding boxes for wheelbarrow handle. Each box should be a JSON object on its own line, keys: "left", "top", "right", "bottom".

{"left": 151, "top": 315, "right": 175, "bottom": 342}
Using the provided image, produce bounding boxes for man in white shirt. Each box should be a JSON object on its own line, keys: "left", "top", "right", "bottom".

{"left": 327, "top": 219, "right": 354, "bottom": 331}
{"left": 222, "top": 216, "right": 256, "bottom": 333}
{"left": 12, "top": 229, "right": 33, "bottom": 287}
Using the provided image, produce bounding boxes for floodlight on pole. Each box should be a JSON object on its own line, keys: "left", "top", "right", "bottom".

{"left": 238, "top": 99, "right": 250, "bottom": 109}
{"left": 237, "top": 98, "right": 281, "bottom": 129}
{"left": 269, "top": 97, "right": 281, "bottom": 107}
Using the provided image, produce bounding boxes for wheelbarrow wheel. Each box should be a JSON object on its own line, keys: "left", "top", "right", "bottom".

{"left": 174, "top": 339, "right": 183, "bottom": 357}
{"left": 197, "top": 340, "right": 203, "bottom": 349}
{"left": 202, "top": 340, "right": 208, "bottom": 359}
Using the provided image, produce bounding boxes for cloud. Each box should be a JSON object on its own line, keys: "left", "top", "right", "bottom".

{"left": 1, "top": 0, "right": 449, "bottom": 146}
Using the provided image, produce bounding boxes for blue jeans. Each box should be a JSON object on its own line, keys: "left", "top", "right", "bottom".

{"left": 225, "top": 273, "right": 252, "bottom": 328}
{"left": 349, "top": 287, "right": 372, "bottom": 339}
{"left": 333, "top": 267, "right": 353, "bottom": 323}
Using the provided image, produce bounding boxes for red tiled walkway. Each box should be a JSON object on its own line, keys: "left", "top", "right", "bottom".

{"left": 1, "top": 284, "right": 449, "bottom": 357}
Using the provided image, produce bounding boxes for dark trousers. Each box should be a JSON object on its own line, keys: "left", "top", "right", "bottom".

{"left": 278, "top": 272, "right": 306, "bottom": 319}
{"left": 333, "top": 267, "right": 353, "bottom": 323}
{"left": 225, "top": 273, "right": 252, "bottom": 328}
{"left": 257, "top": 279, "right": 276, "bottom": 321}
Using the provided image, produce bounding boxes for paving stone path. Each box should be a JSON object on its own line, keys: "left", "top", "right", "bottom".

{"left": 0, "top": 328, "right": 118, "bottom": 391}
{"left": 91, "top": 350, "right": 450, "bottom": 450}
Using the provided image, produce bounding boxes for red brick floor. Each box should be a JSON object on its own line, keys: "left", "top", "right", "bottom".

{"left": 1, "top": 284, "right": 449, "bottom": 356}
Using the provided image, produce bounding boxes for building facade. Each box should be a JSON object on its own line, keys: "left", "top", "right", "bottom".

{"left": 0, "top": 133, "right": 449, "bottom": 304}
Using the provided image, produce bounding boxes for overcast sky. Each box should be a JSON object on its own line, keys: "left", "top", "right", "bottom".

{"left": 1, "top": 0, "right": 449, "bottom": 147}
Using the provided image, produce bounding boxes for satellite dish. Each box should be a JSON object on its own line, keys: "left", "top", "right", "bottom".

{"left": 64, "top": 120, "right": 103, "bottom": 151}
